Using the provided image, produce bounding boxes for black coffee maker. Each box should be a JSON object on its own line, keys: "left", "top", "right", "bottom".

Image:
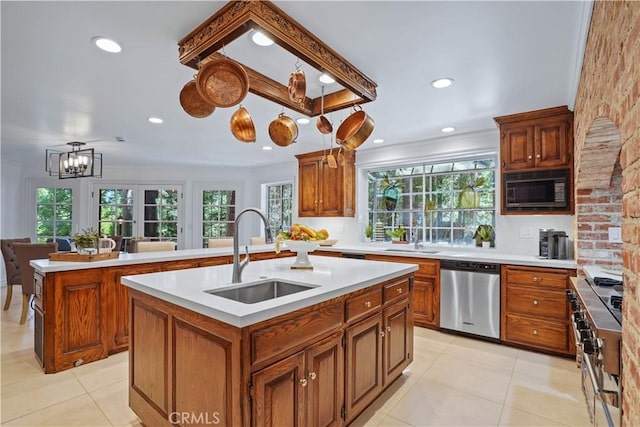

{"left": 539, "top": 229, "right": 568, "bottom": 259}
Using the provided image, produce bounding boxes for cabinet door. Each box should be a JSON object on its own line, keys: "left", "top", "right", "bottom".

{"left": 299, "top": 160, "right": 319, "bottom": 217}
{"left": 501, "top": 125, "right": 534, "bottom": 171}
{"left": 318, "top": 161, "right": 344, "bottom": 216}
{"left": 534, "top": 117, "right": 570, "bottom": 168}
{"left": 413, "top": 277, "right": 439, "bottom": 328}
{"left": 383, "top": 300, "right": 412, "bottom": 386}
{"left": 305, "top": 333, "right": 344, "bottom": 427}
{"left": 253, "top": 351, "right": 306, "bottom": 427}
{"left": 345, "top": 314, "right": 383, "bottom": 422}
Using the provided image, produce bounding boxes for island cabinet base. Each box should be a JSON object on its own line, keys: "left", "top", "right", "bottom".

{"left": 127, "top": 274, "right": 414, "bottom": 427}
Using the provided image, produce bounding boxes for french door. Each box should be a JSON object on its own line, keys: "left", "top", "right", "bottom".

{"left": 94, "top": 184, "right": 183, "bottom": 249}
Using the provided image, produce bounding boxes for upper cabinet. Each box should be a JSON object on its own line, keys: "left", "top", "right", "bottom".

{"left": 494, "top": 106, "right": 573, "bottom": 172}
{"left": 296, "top": 149, "right": 355, "bottom": 217}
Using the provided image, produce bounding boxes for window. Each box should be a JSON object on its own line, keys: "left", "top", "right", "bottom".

{"left": 201, "top": 190, "right": 236, "bottom": 248}
{"left": 36, "top": 187, "right": 73, "bottom": 243}
{"left": 98, "top": 187, "right": 134, "bottom": 238}
{"left": 367, "top": 159, "right": 495, "bottom": 245}
{"left": 265, "top": 182, "right": 293, "bottom": 234}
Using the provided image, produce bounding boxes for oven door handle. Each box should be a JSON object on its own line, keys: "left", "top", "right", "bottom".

{"left": 583, "top": 350, "right": 601, "bottom": 395}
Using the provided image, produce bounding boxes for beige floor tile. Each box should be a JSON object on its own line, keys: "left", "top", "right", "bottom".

{"left": 71, "top": 351, "right": 129, "bottom": 392}
{"left": 420, "top": 353, "right": 512, "bottom": 403}
{"left": 504, "top": 373, "right": 591, "bottom": 426}
{"left": 1, "top": 370, "right": 87, "bottom": 423}
{"left": 388, "top": 380, "right": 503, "bottom": 426}
{"left": 349, "top": 397, "right": 389, "bottom": 427}
{"left": 403, "top": 350, "right": 440, "bottom": 379}
{"left": 1, "top": 348, "right": 44, "bottom": 386}
{"left": 499, "top": 406, "right": 569, "bottom": 426}
{"left": 377, "top": 415, "right": 415, "bottom": 426}
{"left": 445, "top": 335, "right": 519, "bottom": 372}
{"left": 90, "top": 379, "right": 142, "bottom": 427}
{"left": 413, "top": 332, "right": 452, "bottom": 354}
{"left": 3, "top": 394, "right": 111, "bottom": 426}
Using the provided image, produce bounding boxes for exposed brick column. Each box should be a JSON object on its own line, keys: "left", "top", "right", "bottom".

{"left": 573, "top": 2, "right": 640, "bottom": 425}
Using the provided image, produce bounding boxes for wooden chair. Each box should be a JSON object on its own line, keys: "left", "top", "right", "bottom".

{"left": 1, "top": 237, "right": 31, "bottom": 310}
{"left": 208, "top": 238, "right": 234, "bottom": 248}
{"left": 136, "top": 241, "right": 176, "bottom": 253}
{"left": 13, "top": 242, "right": 57, "bottom": 324}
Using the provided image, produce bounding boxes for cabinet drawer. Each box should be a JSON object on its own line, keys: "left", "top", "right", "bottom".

{"left": 383, "top": 279, "right": 410, "bottom": 304}
{"left": 505, "top": 286, "right": 568, "bottom": 320}
{"left": 504, "top": 313, "right": 569, "bottom": 353}
{"left": 505, "top": 268, "right": 568, "bottom": 290}
{"left": 365, "top": 255, "right": 438, "bottom": 277}
{"left": 416, "top": 261, "right": 438, "bottom": 276}
{"left": 34, "top": 273, "right": 44, "bottom": 311}
{"left": 346, "top": 289, "right": 382, "bottom": 322}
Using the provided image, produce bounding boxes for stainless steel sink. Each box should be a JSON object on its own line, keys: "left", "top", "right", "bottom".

{"left": 384, "top": 248, "right": 440, "bottom": 254}
{"left": 206, "top": 280, "right": 315, "bottom": 304}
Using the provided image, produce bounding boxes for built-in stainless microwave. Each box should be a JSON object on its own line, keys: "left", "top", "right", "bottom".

{"left": 503, "top": 169, "right": 570, "bottom": 212}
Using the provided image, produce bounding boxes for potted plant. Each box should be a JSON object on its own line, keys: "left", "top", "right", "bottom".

{"left": 387, "top": 226, "right": 406, "bottom": 243}
{"left": 458, "top": 175, "right": 487, "bottom": 208}
{"left": 364, "top": 223, "right": 374, "bottom": 242}
{"left": 379, "top": 173, "right": 404, "bottom": 211}
{"left": 473, "top": 224, "right": 495, "bottom": 248}
{"left": 72, "top": 228, "right": 100, "bottom": 254}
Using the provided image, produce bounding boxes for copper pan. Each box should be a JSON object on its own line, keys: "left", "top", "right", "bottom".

{"left": 288, "top": 69, "right": 306, "bottom": 103}
{"left": 179, "top": 80, "right": 215, "bottom": 118}
{"left": 196, "top": 58, "right": 249, "bottom": 108}
{"left": 230, "top": 106, "right": 256, "bottom": 143}
{"left": 316, "top": 86, "right": 332, "bottom": 134}
{"left": 336, "top": 106, "right": 375, "bottom": 150}
{"left": 269, "top": 113, "right": 298, "bottom": 147}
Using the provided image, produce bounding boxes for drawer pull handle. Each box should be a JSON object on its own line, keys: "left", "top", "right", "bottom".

{"left": 397, "top": 288, "right": 403, "bottom": 294}
{"left": 386, "top": 326, "right": 391, "bottom": 332}
{"left": 533, "top": 276, "right": 539, "bottom": 282}
{"left": 300, "top": 378, "right": 308, "bottom": 387}
{"left": 380, "top": 331, "right": 385, "bottom": 337}
{"left": 533, "top": 329, "right": 538, "bottom": 335}
{"left": 364, "top": 301, "right": 371, "bottom": 308}
{"left": 533, "top": 300, "right": 539, "bottom": 305}
{"left": 309, "top": 372, "right": 317, "bottom": 380}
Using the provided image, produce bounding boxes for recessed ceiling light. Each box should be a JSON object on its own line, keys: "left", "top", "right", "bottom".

{"left": 373, "top": 138, "right": 384, "bottom": 144}
{"left": 91, "top": 36, "right": 122, "bottom": 53}
{"left": 147, "top": 117, "right": 163, "bottom": 124}
{"left": 430, "top": 77, "right": 454, "bottom": 89}
{"left": 251, "top": 30, "right": 274, "bottom": 47}
{"left": 441, "top": 127, "right": 455, "bottom": 133}
{"left": 318, "top": 73, "right": 335, "bottom": 84}
{"left": 296, "top": 118, "right": 310, "bottom": 125}
{"left": 262, "top": 146, "right": 273, "bottom": 151}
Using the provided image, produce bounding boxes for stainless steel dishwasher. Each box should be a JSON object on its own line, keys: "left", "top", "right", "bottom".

{"left": 440, "top": 260, "right": 501, "bottom": 340}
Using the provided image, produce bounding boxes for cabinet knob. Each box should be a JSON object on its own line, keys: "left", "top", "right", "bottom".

{"left": 300, "top": 378, "right": 308, "bottom": 387}
{"left": 386, "top": 326, "right": 391, "bottom": 332}
{"left": 533, "top": 329, "right": 538, "bottom": 335}
{"left": 528, "top": 155, "right": 533, "bottom": 160}
{"left": 314, "top": 200, "right": 318, "bottom": 204}
{"left": 536, "top": 154, "right": 541, "bottom": 159}
{"left": 533, "top": 300, "right": 539, "bottom": 305}
{"left": 309, "top": 372, "right": 317, "bottom": 380}
{"left": 533, "top": 276, "right": 539, "bottom": 282}
{"left": 380, "top": 331, "right": 385, "bottom": 337}
{"left": 397, "top": 287, "right": 403, "bottom": 294}
{"left": 364, "top": 301, "right": 371, "bottom": 308}
{"left": 319, "top": 200, "right": 323, "bottom": 203}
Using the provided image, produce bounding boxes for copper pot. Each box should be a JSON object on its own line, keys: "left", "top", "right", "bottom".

{"left": 288, "top": 70, "right": 306, "bottom": 103}
{"left": 196, "top": 58, "right": 249, "bottom": 108}
{"left": 269, "top": 113, "right": 298, "bottom": 147}
{"left": 179, "top": 80, "right": 215, "bottom": 118}
{"left": 229, "top": 106, "right": 255, "bottom": 143}
{"left": 336, "top": 107, "right": 375, "bottom": 150}
{"left": 316, "top": 86, "right": 332, "bottom": 134}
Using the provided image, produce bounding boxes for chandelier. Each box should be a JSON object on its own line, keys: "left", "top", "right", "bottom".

{"left": 46, "top": 142, "right": 103, "bottom": 179}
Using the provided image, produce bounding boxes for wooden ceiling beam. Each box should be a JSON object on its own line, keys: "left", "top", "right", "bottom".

{"left": 178, "top": 0, "right": 377, "bottom": 117}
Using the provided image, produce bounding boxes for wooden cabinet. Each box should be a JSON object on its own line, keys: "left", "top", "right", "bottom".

{"left": 365, "top": 254, "right": 439, "bottom": 328}
{"left": 494, "top": 106, "right": 573, "bottom": 172}
{"left": 296, "top": 149, "right": 355, "bottom": 217}
{"left": 501, "top": 265, "right": 576, "bottom": 355}
{"left": 383, "top": 300, "right": 412, "bottom": 385}
{"left": 252, "top": 332, "right": 344, "bottom": 427}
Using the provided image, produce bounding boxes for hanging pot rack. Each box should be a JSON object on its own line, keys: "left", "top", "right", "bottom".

{"left": 177, "top": 0, "right": 377, "bottom": 117}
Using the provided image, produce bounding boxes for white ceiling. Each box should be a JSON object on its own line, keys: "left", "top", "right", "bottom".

{"left": 1, "top": 1, "right": 591, "bottom": 169}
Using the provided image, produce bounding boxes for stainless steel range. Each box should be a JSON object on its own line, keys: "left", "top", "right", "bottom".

{"left": 567, "top": 267, "right": 622, "bottom": 427}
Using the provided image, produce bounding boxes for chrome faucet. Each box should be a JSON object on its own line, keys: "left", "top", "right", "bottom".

{"left": 232, "top": 208, "right": 273, "bottom": 283}
{"left": 414, "top": 228, "right": 425, "bottom": 251}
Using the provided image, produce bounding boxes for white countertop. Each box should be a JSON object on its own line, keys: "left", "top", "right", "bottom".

{"left": 31, "top": 242, "right": 577, "bottom": 274}
{"left": 121, "top": 256, "right": 417, "bottom": 327}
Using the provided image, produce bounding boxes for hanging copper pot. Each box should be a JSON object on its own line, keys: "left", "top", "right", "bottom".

{"left": 179, "top": 79, "right": 215, "bottom": 118}
{"left": 288, "top": 69, "right": 306, "bottom": 103}
{"left": 316, "top": 85, "right": 332, "bottom": 134}
{"left": 268, "top": 113, "right": 298, "bottom": 147}
{"left": 196, "top": 58, "right": 249, "bottom": 108}
{"left": 336, "top": 106, "right": 375, "bottom": 150}
{"left": 229, "top": 106, "right": 256, "bottom": 143}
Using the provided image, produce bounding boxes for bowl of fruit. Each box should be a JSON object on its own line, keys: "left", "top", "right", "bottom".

{"left": 275, "top": 224, "right": 330, "bottom": 269}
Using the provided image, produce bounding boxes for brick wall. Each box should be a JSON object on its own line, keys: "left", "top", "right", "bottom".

{"left": 573, "top": 2, "right": 640, "bottom": 425}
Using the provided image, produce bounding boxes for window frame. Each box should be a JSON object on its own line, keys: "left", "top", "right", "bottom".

{"left": 262, "top": 180, "right": 294, "bottom": 235}
{"left": 27, "top": 178, "right": 81, "bottom": 242}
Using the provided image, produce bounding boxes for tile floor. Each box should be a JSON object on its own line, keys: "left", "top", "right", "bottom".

{"left": 1, "top": 288, "right": 591, "bottom": 426}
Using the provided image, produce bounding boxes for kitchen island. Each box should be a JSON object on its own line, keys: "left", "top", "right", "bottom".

{"left": 121, "top": 256, "right": 417, "bottom": 426}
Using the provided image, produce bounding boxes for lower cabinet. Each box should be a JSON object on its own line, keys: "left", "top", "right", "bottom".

{"left": 252, "top": 332, "right": 344, "bottom": 427}
{"left": 413, "top": 276, "right": 439, "bottom": 328}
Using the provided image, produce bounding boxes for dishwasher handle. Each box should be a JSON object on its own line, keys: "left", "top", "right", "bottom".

{"left": 440, "top": 259, "right": 500, "bottom": 273}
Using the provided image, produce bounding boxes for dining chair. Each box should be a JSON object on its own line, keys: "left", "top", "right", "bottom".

{"left": 208, "top": 238, "right": 234, "bottom": 248}
{"left": 13, "top": 242, "right": 57, "bottom": 324}
{"left": 136, "top": 241, "right": 177, "bottom": 253}
{"left": 1, "top": 237, "right": 31, "bottom": 311}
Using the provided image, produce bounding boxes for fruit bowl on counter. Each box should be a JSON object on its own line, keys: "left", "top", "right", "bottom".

{"left": 275, "top": 224, "right": 331, "bottom": 269}
{"left": 282, "top": 240, "right": 318, "bottom": 269}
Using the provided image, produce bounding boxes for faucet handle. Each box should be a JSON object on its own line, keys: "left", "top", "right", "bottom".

{"left": 241, "top": 245, "right": 250, "bottom": 266}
